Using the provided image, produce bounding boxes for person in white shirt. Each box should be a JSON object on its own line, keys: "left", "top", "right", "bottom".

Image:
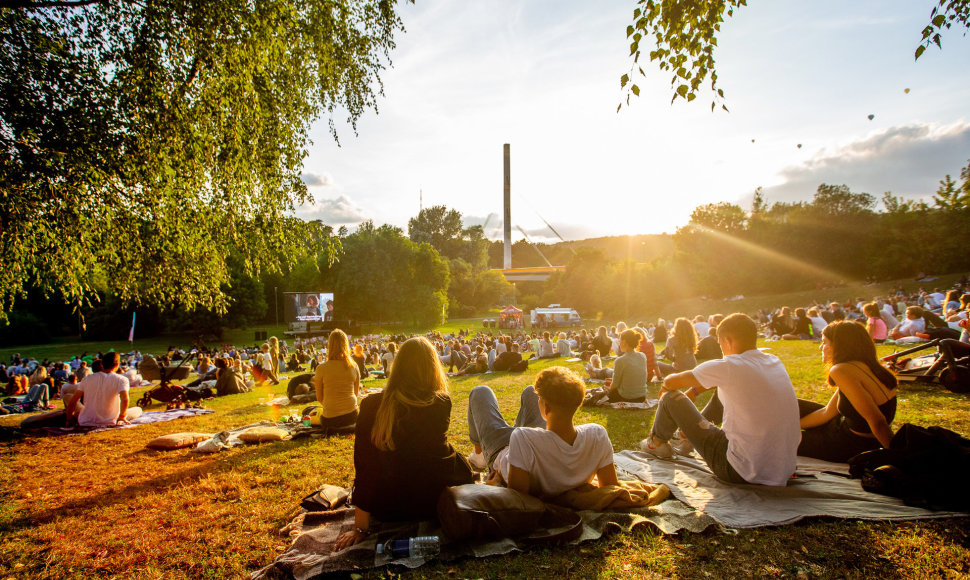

{"left": 66, "top": 352, "right": 143, "bottom": 426}
{"left": 466, "top": 366, "right": 618, "bottom": 498}
{"left": 807, "top": 308, "right": 828, "bottom": 339}
{"left": 641, "top": 313, "right": 800, "bottom": 486}
{"left": 889, "top": 306, "right": 926, "bottom": 340}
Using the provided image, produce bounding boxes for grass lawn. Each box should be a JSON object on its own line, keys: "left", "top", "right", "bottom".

{"left": 1, "top": 340, "right": 969, "bottom": 579}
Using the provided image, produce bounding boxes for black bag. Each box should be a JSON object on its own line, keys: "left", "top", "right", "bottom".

{"left": 848, "top": 423, "right": 970, "bottom": 511}
{"left": 436, "top": 484, "right": 582, "bottom": 543}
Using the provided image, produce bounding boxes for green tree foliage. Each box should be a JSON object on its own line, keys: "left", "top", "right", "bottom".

{"left": 0, "top": 1, "right": 404, "bottom": 322}
{"left": 335, "top": 221, "right": 449, "bottom": 327}
{"left": 408, "top": 205, "right": 509, "bottom": 315}
{"left": 623, "top": 0, "right": 970, "bottom": 107}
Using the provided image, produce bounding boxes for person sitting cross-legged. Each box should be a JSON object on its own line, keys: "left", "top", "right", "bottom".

{"left": 641, "top": 313, "right": 800, "bottom": 486}
{"left": 466, "top": 366, "right": 619, "bottom": 498}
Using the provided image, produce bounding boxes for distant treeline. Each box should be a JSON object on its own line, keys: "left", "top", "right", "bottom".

{"left": 5, "top": 163, "right": 969, "bottom": 345}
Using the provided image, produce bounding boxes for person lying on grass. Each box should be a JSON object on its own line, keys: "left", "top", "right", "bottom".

{"left": 466, "top": 366, "right": 619, "bottom": 498}
{"left": 641, "top": 313, "right": 800, "bottom": 486}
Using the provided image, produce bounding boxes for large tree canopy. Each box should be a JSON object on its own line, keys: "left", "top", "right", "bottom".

{"left": 622, "top": 0, "right": 970, "bottom": 108}
{"left": 0, "top": 0, "right": 404, "bottom": 321}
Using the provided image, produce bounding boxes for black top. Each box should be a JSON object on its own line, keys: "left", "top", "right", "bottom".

{"left": 793, "top": 315, "right": 812, "bottom": 336}
{"left": 592, "top": 336, "right": 612, "bottom": 357}
{"left": 493, "top": 351, "right": 522, "bottom": 371}
{"left": 838, "top": 391, "right": 896, "bottom": 434}
{"left": 351, "top": 355, "right": 369, "bottom": 378}
{"left": 652, "top": 326, "right": 667, "bottom": 344}
{"left": 695, "top": 336, "right": 722, "bottom": 362}
{"left": 352, "top": 391, "right": 473, "bottom": 521}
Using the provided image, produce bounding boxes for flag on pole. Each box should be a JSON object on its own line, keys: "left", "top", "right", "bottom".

{"left": 128, "top": 312, "right": 136, "bottom": 343}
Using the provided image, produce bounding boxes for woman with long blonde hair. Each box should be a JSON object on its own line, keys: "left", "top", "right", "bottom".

{"left": 313, "top": 329, "right": 360, "bottom": 430}
{"left": 336, "top": 336, "right": 474, "bottom": 550}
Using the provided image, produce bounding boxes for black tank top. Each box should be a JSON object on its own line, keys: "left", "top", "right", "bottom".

{"left": 838, "top": 391, "right": 896, "bottom": 434}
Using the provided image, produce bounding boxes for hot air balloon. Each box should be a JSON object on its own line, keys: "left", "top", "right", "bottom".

{"left": 797, "top": 144, "right": 802, "bottom": 149}
{"left": 867, "top": 114, "right": 875, "bottom": 121}
{"left": 751, "top": 139, "right": 755, "bottom": 143}
{"left": 904, "top": 88, "right": 910, "bottom": 94}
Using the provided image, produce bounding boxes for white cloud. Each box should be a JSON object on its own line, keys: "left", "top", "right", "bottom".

{"left": 762, "top": 122, "right": 970, "bottom": 205}
{"left": 301, "top": 172, "right": 335, "bottom": 187}
{"left": 296, "top": 195, "right": 369, "bottom": 226}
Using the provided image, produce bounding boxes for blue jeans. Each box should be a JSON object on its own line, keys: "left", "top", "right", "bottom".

{"left": 467, "top": 385, "right": 545, "bottom": 468}
{"left": 650, "top": 390, "right": 745, "bottom": 484}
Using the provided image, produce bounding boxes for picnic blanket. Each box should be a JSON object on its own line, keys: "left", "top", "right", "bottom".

{"left": 613, "top": 450, "right": 969, "bottom": 529}
{"left": 32, "top": 408, "right": 213, "bottom": 436}
{"left": 251, "top": 493, "right": 714, "bottom": 579}
{"left": 583, "top": 386, "right": 659, "bottom": 410}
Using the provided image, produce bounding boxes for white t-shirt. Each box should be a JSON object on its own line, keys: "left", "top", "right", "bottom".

{"left": 809, "top": 316, "right": 827, "bottom": 338}
{"left": 694, "top": 321, "right": 711, "bottom": 338}
{"left": 493, "top": 424, "right": 614, "bottom": 497}
{"left": 77, "top": 372, "right": 131, "bottom": 427}
{"left": 691, "top": 349, "right": 800, "bottom": 486}
{"left": 896, "top": 317, "right": 925, "bottom": 337}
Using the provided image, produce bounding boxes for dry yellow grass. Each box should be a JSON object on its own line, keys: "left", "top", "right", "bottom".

{"left": 1, "top": 341, "right": 968, "bottom": 579}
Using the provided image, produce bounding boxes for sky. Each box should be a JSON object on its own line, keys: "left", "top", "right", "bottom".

{"left": 295, "top": 0, "right": 970, "bottom": 244}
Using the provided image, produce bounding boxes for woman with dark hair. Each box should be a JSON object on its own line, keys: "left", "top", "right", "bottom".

{"left": 657, "top": 317, "right": 698, "bottom": 377}
{"left": 770, "top": 307, "right": 795, "bottom": 338}
{"left": 782, "top": 308, "right": 813, "bottom": 340}
{"left": 335, "top": 336, "right": 473, "bottom": 550}
{"left": 797, "top": 321, "right": 897, "bottom": 462}
{"left": 592, "top": 326, "right": 612, "bottom": 358}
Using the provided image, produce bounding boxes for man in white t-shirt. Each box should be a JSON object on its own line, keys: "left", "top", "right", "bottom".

{"left": 66, "top": 352, "right": 143, "bottom": 427}
{"left": 466, "top": 366, "right": 618, "bottom": 498}
{"left": 641, "top": 313, "right": 800, "bottom": 486}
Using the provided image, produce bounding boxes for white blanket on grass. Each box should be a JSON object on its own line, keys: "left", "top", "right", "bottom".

{"left": 614, "top": 450, "right": 968, "bottom": 529}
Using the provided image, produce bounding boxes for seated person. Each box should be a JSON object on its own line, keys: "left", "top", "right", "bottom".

{"left": 797, "top": 321, "right": 896, "bottom": 462}
{"left": 608, "top": 329, "right": 648, "bottom": 403}
{"left": 657, "top": 318, "right": 698, "bottom": 377}
{"left": 286, "top": 353, "right": 304, "bottom": 372}
{"left": 335, "top": 337, "right": 473, "bottom": 550}
{"left": 453, "top": 345, "right": 488, "bottom": 376}
{"left": 493, "top": 342, "right": 525, "bottom": 372}
{"left": 634, "top": 327, "right": 662, "bottom": 382}
{"left": 381, "top": 342, "right": 397, "bottom": 376}
{"left": 889, "top": 305, "right": 926, "bottom": 339}
{"left": 466, "top": 366, "right": 619, "bottom": 498}
{"left": 66, "top": 352, "right": 143, "bottom": 426}
{"left": 214, "top": 358, "right": 251, "bottom": 396}
{"left": 555, "top": 333, "right": 574, "bottom": 357}
{"left": 864, "top": 302, "right": 888, "bottom": 343}
{"left": 351, "top": 344, "right": 369, "bottom": 379}
{"left": 314, "top": 330, "right": 361, "bottom": 430}
{"left": 536, "top": 332, "right": 557, "bottom": 359}
{"left": 782, "top": 308, "right": 813, "bottom": 340}
{"left": 585, "top": 354, "right": 613, "bottom": 380}
{"left": 642, "top": 314, "right": 800, "bottom": 486}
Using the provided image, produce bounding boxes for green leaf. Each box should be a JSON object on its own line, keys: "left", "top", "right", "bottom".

{"left": 626, "top": 25, "right": 634, "bottom": 37}
{"left": 676, "top": 84, "right": 689, "bottom": 97}
{"left": 621, "top": 73, "right": 630, "bottom": 88}
{"left": 932, "top": 14, "right": 946, "bottom": 27}
{"left": 915, "top": 45, "right": 926, "bottom": 59}
{"left": 632, "top": 84, "right": 640, "bottom": 96}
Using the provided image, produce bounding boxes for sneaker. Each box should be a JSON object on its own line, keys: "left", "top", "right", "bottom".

{"left": 467, "top": 451, "right": 488, "bottom": 471}
{"left": 671, "top": 437, "right": 695, "bottom": 457}
{"left": 639, "top": 438, "right": 674, "bottom": 460}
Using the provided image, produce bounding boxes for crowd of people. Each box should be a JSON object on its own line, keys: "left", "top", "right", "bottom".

{"left": 3, "top": 277, "right": 970, "bottom": 550}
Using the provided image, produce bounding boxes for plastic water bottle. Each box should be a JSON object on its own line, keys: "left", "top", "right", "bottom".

{"left": 376, "top": 536, "right": 440, "bottom": 558}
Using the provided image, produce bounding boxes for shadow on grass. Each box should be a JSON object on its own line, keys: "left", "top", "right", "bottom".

{"left": 0, "top": 439, "right": 308, "bottom": 536}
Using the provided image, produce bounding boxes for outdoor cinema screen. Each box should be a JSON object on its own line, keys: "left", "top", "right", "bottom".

{"left": 284, "top": 292, "right": 334, "bottom": 323}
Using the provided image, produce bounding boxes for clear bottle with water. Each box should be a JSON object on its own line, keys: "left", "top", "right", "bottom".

{"left": 376, "top": 536, "right": 440, "bottom": 558}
